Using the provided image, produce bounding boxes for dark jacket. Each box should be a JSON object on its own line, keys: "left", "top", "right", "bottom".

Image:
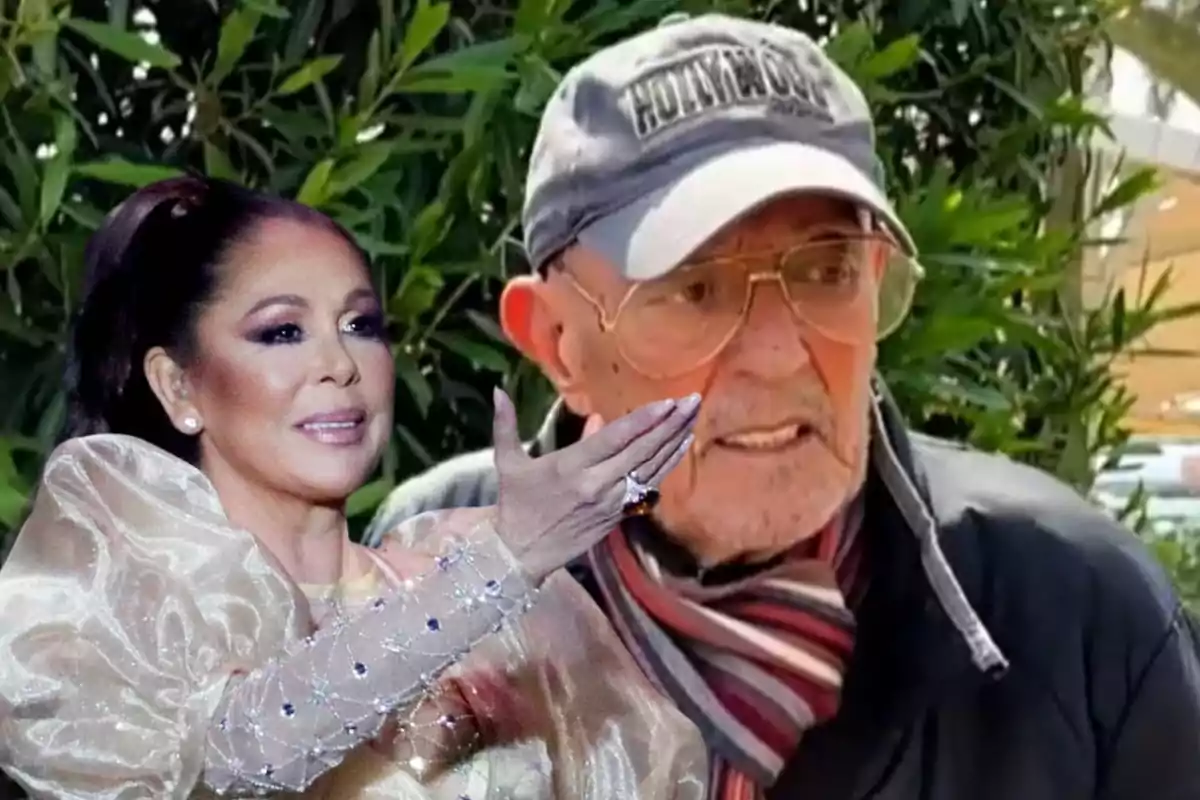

{"left": 366, "top": 391, "right": 1200, "bottom": 800}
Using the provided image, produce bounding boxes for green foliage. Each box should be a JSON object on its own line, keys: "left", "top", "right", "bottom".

{"left": 1143, "top": 520, "right": 1200, "bottom": 612}
{"left": 0, "top": 0, "right": 1197, "bottom": 609}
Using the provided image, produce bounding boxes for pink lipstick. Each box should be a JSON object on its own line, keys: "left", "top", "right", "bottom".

{"left": 294, "top": 408, "right": 367, "bottom": 446}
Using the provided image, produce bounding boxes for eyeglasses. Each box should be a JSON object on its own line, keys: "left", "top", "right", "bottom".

{"left": 561, "top": 228, "right": 922, "bottom": 380}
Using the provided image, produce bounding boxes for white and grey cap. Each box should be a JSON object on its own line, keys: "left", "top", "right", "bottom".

{"left": 521, "top": 12, "right": 918, "bottom": 279}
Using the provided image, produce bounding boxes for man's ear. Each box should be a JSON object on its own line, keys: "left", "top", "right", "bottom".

{"left": 500, "top": 276, "right": 591, "bottom": 412}
{"left": 143, "top": 347, "right": 204, "bottom": 435}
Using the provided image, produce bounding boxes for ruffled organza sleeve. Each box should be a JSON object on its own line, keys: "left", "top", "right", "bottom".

{"left": 0, "top": 435, "right": 534, "bottom": 799}
{"left": 379, "top": 512, "right": 711, "bottom": 800}
{"left": 0, "top": 435, "right": 302, "bottom": 798}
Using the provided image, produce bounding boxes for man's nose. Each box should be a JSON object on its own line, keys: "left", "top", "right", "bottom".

{"left": 720, "top": 280, "right": 811, "bottom": 378}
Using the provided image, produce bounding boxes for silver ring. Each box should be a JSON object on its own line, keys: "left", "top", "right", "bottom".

{"left": 622, "top": 471, "right": 659, "bottom": 516}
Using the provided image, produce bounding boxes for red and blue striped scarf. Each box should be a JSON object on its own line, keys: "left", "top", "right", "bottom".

{"left": 587, "top": 499, "right": 865, "bottom": 800}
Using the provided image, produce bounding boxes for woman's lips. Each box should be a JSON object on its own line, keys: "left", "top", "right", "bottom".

{"left": 294, "top": 409, "right": 367, "bottom": 446}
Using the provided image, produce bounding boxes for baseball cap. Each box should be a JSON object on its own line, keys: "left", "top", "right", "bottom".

{"left": 521, "top": 12, "right": 921, "bottom": 319}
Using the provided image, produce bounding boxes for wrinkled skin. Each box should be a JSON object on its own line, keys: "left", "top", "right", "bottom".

{"left": 502, "top": 195, "right": 884, "bottom": 568}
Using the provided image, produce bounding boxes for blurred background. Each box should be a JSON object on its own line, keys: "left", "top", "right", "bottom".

{"left": 1, "top": 0, "right": 1199, "bottom": 619}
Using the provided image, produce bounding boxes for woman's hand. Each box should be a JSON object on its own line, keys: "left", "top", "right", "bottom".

{"left": 491, "top": 388, "right": 699, "bottom": 585}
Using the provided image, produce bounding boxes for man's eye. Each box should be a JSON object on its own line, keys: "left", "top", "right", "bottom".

{"left": 815, "top": 263, "right": 856, "bottom": 284}
{"left": 677, "top": 281, "right": 711, "bottom": 304}
{"left": 254, "top": 323, "right": 304, "bottom": 345}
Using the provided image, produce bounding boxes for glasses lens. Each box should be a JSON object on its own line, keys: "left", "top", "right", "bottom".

{"left": 876, "top": 247, "right": 921, "bottom": 340}
{"left": 780, "top": 234, "right": 874, "bottom": 340}
{"left": 781, "top": 234, "right": 921, "bottom": 342}
{"left": 611, "top": 234, "right": 923, "bottom": 377}
{"left": 618, "top": 263, "right": 747, "bottom": 376}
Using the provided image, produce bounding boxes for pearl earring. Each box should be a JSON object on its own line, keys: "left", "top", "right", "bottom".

{"left": 182, "top": 417, "right": 200, "bottom": 433}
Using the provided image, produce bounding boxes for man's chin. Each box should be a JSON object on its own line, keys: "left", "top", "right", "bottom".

{"left": 659, "top": 448, "right": 860, "bottom": 567}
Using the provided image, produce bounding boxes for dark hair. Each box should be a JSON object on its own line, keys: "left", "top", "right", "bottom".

{"left": 61, "top": 175, "right": 365, "bottom": 462}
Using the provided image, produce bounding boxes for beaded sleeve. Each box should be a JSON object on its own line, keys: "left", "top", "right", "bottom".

{"left": 202, "top": 524, "right": 534, "bottom": 796}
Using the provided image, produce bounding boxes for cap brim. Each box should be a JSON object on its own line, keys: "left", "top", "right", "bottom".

{"left": 577, "top": 141, "right": 916, "bottom": 281}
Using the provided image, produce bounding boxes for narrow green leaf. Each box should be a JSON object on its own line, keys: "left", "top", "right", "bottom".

{"left": 108, "top": 0, "right": 130, "bottom": 26}
{"left": 241, "top": 0, "right": 291, "bottom": 18}
{"left": 354, "top": 233, "right": 409, "bottom": 257}
{"left": 390, "top": 266, "right": 444, "bottom": 323}
{"left": 0, "top": 184, "right": 22, "bottom": 228}
{"left": 277, "top": 55, "right": 344, "bottom": 95}
{"left": 409, "top": 201, "right": 450, "bottom": 261}
{"left": 6, "top": 126, "right": 44, "bottom": 220}
{"left": 982, "top": 75, "right": 1045, "bottom": 120}
{"left": 260, "top": 104, "right": 329, "bottom": 141}
{"left": 396, "top": 65, "right": 514, "bottom": 94}
{"left": 296, "top": 158, "right": 335, "bottom": 207}
{"left": 39, "top": 114, "right": 77, "bottom": 227}
{"left": 950, "top": 0, "right": 971, "bottom": 26}
{"left": 212, "top": 8, "right": 262, "bottom": 82}
{"left": 378, "top": 0, "right": 395, "bottom": 63}
{"left": 514, "top": 0, "right": 568, "bottom": 35}
{"left": 1090, "top": 167, "right": 1160, "bottom": 221}
{"left": 394, "top": 350, "right": 434, "bottom": 416}
{"left": 330, "top": 141, "right": 394, "bottom": 195}
{"left": 285, "top": 0, "right": 326, "bottom": 63}
{"left": 1111, "top": 289, "right": 1127, "bottom": 349}
{"left": 60, "top": 201, "right": 105, "bottom": 230}
{"left": 0, "top": 443, "right": 26, "bottom": 527}
{"left": 63, "top": 18, "right": 182, "bottom": 68}
{"left": 860, "top": 34, "right": 922, "bottom": 80}
{"left": 433, "top": 332, "right": 509, "bottom": 372}
{"left": 346, "top": 478, "right": 393, "bottom": 517}
{"left": 395, "top": 422, "right": 434, "bottom": 466}
{"left": 465, "top": 309, "right": 511, "bottom": 346}
{"left": 74, "top": 158, "right": 183, "bottom": 187}
{"left": 397, "top": 0, "right": 450, "bottom": 73}
{"left": 0, "top": 484, "right": 27, "bottom": 528}
{"left": 39, "top": 158, "right": 70, "bottom": 228}
{"left": 336, "top": 113, "right": 369, "bottom": 148}
{"left": 203, "top": 142, "right": 239, "bottom": 181}
{"left": 400, "top": 36, "right": 523, "bottom": 80}
{"left": 823, "top": 20, "right": 873, "bottom": 71}
{"left": 358, "top": 30, "right": 383, "bottom": 112}
{"left": 1147, "top": 300, "right": 1200, "bottom": 327}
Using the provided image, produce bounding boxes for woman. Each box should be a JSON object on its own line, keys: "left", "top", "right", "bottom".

{"left": 0, "top": 177, "right": 708, "bottom": 798}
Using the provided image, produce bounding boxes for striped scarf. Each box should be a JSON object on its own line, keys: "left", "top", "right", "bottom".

{"left": 587, "top": 499, "right": 865, "bottom": 800}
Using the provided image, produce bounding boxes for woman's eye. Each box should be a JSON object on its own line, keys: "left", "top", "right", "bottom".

{"left": 254, "top": 322, "right": 304, "bottom": 345}
{"left": 344, "top": 313, "right": 385, "bottom": 339}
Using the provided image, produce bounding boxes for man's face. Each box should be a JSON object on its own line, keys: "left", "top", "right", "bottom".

{"left": 503, "top": 195, "right": 883, "bottom": 566}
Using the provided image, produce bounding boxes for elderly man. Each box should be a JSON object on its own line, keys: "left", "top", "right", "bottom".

{"left": 369, "top": 13, "right": 1200, "bottom": 799}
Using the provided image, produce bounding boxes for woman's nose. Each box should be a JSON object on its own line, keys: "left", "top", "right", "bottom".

{"left": 317, "top": 336, "right": 360, "bottom": 386}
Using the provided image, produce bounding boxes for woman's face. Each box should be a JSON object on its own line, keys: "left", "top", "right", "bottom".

{"left": 182, "top": 215, "right": 394, "bottom": 504}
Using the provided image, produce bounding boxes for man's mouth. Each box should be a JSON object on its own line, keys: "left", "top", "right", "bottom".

{"left": 715, "top": 422, "right": 815, "bottom": 452}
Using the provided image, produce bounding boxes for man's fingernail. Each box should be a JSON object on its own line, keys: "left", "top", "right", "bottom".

{"left": 679, "top": 393, "right": 702, "bottom": 412}
{"left": 653, "top": 398, "right": 676, "bottom": 415}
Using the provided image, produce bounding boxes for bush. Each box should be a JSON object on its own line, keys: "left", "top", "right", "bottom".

{"left": 0, "top": 0, "right": 1192, "bottom": 578}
